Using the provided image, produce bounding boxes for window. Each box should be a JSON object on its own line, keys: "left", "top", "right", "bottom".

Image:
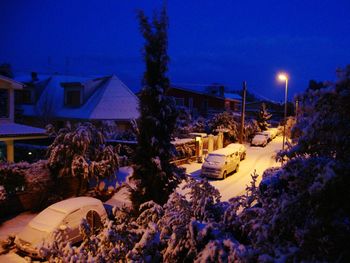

{"left": 0, "top": 88, "right": 9, "bottom": 118}
{"left": 86, "top": 210, "right": 102, "bottom": 234}
{"left": 65, "top": 89, "right": 82, "bottom": 107}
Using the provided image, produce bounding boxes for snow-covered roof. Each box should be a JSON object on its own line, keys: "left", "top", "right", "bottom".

{"left": 19, "top": 74, "right": 139, "bottom": 121}
{"left": 224, "top": 92, "right": 241, "bottom": 101}
{"left": 171, "top": 86, "right": 241, "bottom": 101}
{"left": 0, "top": 75, "right": 24, "bottom": 90}
{"left": 0, "top": 123, "right": 46, "bottom": 138}
{"left": 49, "top": 197, "right": 103, "bottom": 214}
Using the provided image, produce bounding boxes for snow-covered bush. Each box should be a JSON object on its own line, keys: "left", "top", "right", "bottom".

{"left": 173, "top": 107, "right": 193, "bottom": 138}
{"left": 208, "top": 111, "right": 238, "bottom": 142}
{"left": 284, "top": 68, "right": 350, "bottom": 161}
{"left": 240, "top": 118, "right": 259, "bottom": 142}
{"left": 0, "top": 160, "right": 54, "bottom": 212}
{"left": 47, "top": 122, "right": 119, "bottom": 196}
{"left": 192, "top": 116, "right": 208, "bottom": 133}
{"left": 43, "top": 179, "right": 235, "bottom": 262}
{"left": 0, "top": 162, "right": 26, "bottom": 196}
{"left": 173, "top": 142, "right": 196, "bottom": 161}
{"left": 100, "top": 120, "right": 137, "bottom": 141}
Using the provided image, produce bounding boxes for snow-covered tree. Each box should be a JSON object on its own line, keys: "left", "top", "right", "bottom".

{"left": 192, "top": 116, "right": 208, "bottom": 133}
{"left": 208, "top": 111, "right": 238, "bottom": 142}
{"left": 257, "top": 103, "right": 272, "bottom": 131}
{"left": 130, "top": 6, "right": 183, "bottom": 208}
{"left": 285, "top": 66, "right": 350, "bottom": 161}
{"left": 47, "top": 122, "right": 119, "bottom": 196}
{"left": 173, "top": 107, "right": 192, "bottom": 138}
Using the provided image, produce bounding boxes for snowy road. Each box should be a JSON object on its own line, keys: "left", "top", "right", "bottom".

{"left": 181, "top": 135, "right": 283, "bottom": 201}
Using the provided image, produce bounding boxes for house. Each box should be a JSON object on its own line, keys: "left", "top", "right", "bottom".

{"left": 0, "top": 75, "right": 46, "bottom": 162}
{"left": 166, "top": 85, "right": 241, "bottom": 117}
{"left": 15, "top": 73, "right": 139, "bottom": 130}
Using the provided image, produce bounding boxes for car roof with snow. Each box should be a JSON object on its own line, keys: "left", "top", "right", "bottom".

{"left": 208, "top": 148, "right": 239, "bottom": 156}
{"left": 48, "top": 197, "right": 102, "bottom": 214}
{"left": 253, "top": 134, "right": 267, "bottom": 139}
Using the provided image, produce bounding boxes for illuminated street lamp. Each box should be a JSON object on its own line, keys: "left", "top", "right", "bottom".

{"left": 278, "top": 73, "right": 288, "bottom": 152}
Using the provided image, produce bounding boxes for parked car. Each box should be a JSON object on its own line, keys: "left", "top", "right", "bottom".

{"left": 225, "top": 143, "right": 247, "bottom": 160}
{"left": 15, "top": 197, "right": 107, "bottom": 258}
{"left": 251, "top": 134, "right": 268, "bottom": 147}
{"left": 201, "top": 148, "right": 240, "bottom": 179}
{"left": 256, "top": 131, "right": 272, "bottom": 141}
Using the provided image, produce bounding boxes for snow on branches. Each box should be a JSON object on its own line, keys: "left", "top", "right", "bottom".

{"left": 47, "top": 123, "right": 119, "bottom": 195}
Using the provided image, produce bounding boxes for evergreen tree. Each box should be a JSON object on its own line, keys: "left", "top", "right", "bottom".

{"left": 257, "top": 102, "right": 272, "bottom": 131}
{"left": 131, "top": 7, "right": 183, "bottom": 208}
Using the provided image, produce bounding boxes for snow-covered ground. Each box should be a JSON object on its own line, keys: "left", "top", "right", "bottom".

{"left": 0, "top": 138, "right": 282, "bottom": 261}
{"left": 181, "top": 135, "right": 283, "bottom": 201}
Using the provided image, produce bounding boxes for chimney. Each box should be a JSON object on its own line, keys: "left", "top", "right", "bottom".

{"left": 31, "top": 72, "right": 38, "bottom": 82}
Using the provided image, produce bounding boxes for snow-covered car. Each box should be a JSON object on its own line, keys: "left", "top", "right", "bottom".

{"left": 201, "top": 148, "right": 240, "bottom": 179}
{"left": 256, "top": 131, "right": 272, "bottom": 141}
{"left": 15, "top": 197, "right": 107, "bottom": 258}
{"left": 225, "top": 143, "right": 247, "bottom": 160}
{"left": 251, "top": 134, "right": 268, "bottom": 147}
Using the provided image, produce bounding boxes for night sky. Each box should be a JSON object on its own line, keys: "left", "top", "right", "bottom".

{"left": 1, "top": 0, "right": 350, "bottom": 101}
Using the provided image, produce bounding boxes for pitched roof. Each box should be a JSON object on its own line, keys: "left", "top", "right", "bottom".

{"left": 19, "top": 74, "right": 139, "bottom": 121}
{"left": 170, "top": 85, "right": 241, "bottom": 101}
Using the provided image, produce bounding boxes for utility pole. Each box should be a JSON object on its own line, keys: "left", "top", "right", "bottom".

{"left": 240, "top": 81, "right": 247, "bottom": 143}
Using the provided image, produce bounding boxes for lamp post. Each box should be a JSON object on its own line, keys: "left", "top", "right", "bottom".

{"left": 278, "top": 73, "right": 288, "bottom": 151}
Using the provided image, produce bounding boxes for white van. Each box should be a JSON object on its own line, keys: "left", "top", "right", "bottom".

{"left": 201, "top": 148, "right": 240, "bottom": 179}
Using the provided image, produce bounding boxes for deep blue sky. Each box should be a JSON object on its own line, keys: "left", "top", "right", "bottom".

{"left": 1, "top": 0, "right": 350, "bottom": 101}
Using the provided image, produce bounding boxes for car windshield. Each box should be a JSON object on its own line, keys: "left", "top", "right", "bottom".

{"left": 206, "top": 154, "right": 225, "bottom": 163}
{"left": 30, "top": 208, "right": 67, "bottom": 231}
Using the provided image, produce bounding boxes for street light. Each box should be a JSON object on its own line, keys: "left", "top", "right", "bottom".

{"left": 278, "top": 73, "right": 288, "bottom": 152}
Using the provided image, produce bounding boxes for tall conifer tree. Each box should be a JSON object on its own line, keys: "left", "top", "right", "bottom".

{"left": 257, "top": 103, "right": 272, "bottom": 131}
{"left": 131, "top": 6, "right": 183, "bottom": 208}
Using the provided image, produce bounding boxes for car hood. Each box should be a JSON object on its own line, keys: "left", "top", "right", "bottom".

{"left": 16, "top": 222, "right": 51, "bottom": 247}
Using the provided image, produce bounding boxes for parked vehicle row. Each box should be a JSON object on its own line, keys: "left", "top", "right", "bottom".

{"left": 201, "top": 143, "right": 246, "bottom": 180}
{"left": 251, "top": 128, "right": 279, "bottom": 147}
